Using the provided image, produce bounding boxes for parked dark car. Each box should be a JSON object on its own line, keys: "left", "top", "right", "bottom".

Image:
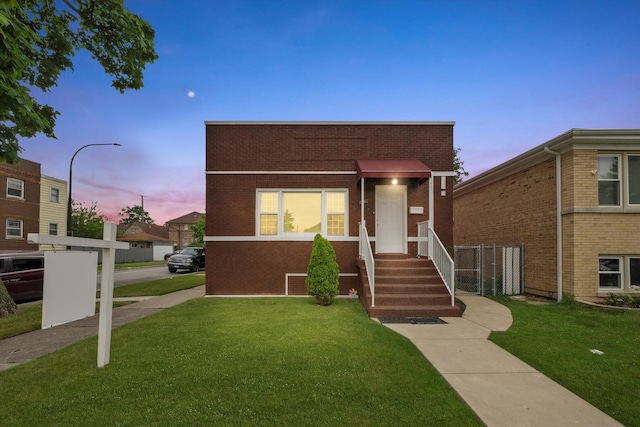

{"left": 164, "top": 249, "right": 182, "bottom": 261}
{"left": 167, "top": 247, "right": 205, "bottom": 273}
{"left": 0, "top": 251, "right": 45, "bottom": 303}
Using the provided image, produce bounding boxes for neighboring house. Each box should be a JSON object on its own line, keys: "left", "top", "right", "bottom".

{"left": 39, "top": 175, "right": 67, "bottom": 251}
{"left": 204, "top": 122, "right": 459, "bottom": 316}
{"left": 0, "top": 159, "right": 41, "bottom": 251}
{"left": 165, "top": 211, "right": 203, "bottom": 249}
{"left": 454, "top": 129, "right": 640, "bottom": 301}
{"left": 117, "top": 222, "right": 173, "bottom": 261}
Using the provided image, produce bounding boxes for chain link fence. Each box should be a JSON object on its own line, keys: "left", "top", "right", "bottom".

{"left": 454, "top": 244, "right": 524, "bottom": 296}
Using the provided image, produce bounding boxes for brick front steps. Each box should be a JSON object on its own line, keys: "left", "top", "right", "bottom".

{"left": 358, "top": 255, "right": 465, "bottom": 318}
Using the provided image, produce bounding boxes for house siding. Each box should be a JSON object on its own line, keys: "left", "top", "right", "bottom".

{"left": 454, "top": 129, "right": 640, "bottom": 300}
{"left": 39, "top": 175, "right": 67, "bottom": 251}
{"left": 206, "top": 122, "right": 454, "bottom": 295}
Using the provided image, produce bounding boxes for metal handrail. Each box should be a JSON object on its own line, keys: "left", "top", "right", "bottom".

{"left": 359, "top": 222, "right": 375, "bottom": 307}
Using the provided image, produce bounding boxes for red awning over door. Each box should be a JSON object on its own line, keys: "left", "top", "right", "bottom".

{"left": 356, "top": 160, "right": 431, "bottom": 183}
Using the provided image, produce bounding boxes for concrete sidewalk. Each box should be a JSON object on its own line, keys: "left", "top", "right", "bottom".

{"left": 0, "top": 285, "right": 205, "bottom": 371}
{"left": 384, "top": 294, "right": 623, "bottom": 427}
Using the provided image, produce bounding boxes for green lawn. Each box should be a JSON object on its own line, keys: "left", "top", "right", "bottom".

{"left": 0, "top": 298, "right": 481, "bottom": 426}
{"left": 489, "top": 297, "right": 640, "bottom": 426}
{"left": 1, "top": 274, "right": 204, "bottom": 340}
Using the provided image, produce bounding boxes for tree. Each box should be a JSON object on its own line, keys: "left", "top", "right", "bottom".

{"left": 118, "top": 204, "right": 153, "bottom": 225}
{"left": 0, "top": 278, "right": 20, "bottom": 317}
{"left": 0, "top": 0, "right": 158, "bottom": 164}
{"left": 71, "top": 200, "right": 108, "bottom": 238}
{"left": 453, "top": 147, "right": 469, "bottom": 185}
{"left": 306, "top": 234, "right": 340, "bottom": 306}
{"left": 190, "top": 215, "right": 205, "bottom": 247}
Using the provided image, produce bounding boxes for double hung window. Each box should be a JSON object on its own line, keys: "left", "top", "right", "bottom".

{"left": 49, "top": 223, "right": 58, "bottom": 236}
{"left": 50, "top": 187, "right": 60, "bottom": 203}
{"left": 6, "top": 219, "right": 22, "bottom": 238}
{"left": 598, "top": 154, "right": 640, "bottom": 206}
{"left": 258, "top": 190, "right": 347, "bottom": 237}
{"left": 628, "top": 155, "right": 640, "bottom": 205}
{"left": 7, "top": 178, "right": 24, "bottom": 199}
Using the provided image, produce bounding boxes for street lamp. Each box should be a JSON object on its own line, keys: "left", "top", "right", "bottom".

{"left": 67, "top": 143, "right": 121, "bottom": 236}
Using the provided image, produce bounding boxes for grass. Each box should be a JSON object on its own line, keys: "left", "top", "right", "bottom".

{"left": 0, "top": 298, "right": 482, "bottom": 426}
{"left": 1, "top": 275, "right": 204, "bottom": 340}
{"left": 489, "top": 297, "right": 640, "bottom": 426}
{"left": 106, "top": 272, "right": 204, "bottom": 298}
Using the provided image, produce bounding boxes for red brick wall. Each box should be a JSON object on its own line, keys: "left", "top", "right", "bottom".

{"left": 206, "top": 123, "right": 454, "bottom": 294}
{"left": 0, "top": 159, "right": 41, "bottom": 251}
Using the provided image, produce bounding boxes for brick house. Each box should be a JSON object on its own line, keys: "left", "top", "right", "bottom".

{"left": 205, "top": 122, "right": 462, "bottom": 317}
{"left": 1, "top": 159, "right": 41, "bottom": 251}
{"left": 454, "top": 129, "right": 640, "bottom": 301}
{"left": 165, "top": 211, "right": 204, "bottom": 249}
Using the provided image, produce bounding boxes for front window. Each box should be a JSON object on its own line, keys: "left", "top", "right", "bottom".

{"left": 598, "top": 155, "right": 620, "bottom": 206}
{"left": 50, "top": 187, "right": 60, "bottom": 203}
{"left": 628, "top": 155, "right": 640, "bottom": 205}
{"left": 49, "top": 223, "right": 58, "bottom": 236}
{"left": 257, "top": 190, "right": 348, "bottom": 237}
{"left": 259, "top": 192, "right": 278, "bottom": 235}
{"left": 7, "top": 178, "right": 24, "bottom": 199}
{"left": 599, "top": 257, "right": 621, "bottom": 289}
{"left": 283, "top": 193, "right": 321, "bottom": 233}
{"left": 6, "top": 219, "right": 22, "bottom": 238}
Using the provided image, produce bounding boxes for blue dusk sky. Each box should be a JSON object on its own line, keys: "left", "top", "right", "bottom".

{"left": 19, "top": 0, "right": 640, "bottom": 225}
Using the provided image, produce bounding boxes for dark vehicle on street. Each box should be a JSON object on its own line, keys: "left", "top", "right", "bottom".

{"left": 0, "top": 251, "right": 45, "bottom": 303}
{"left": 163, "top": 249, "right": 182, "bottom": 261}
{"left": 167, "top": 247, "right": 205, "bottom": 273}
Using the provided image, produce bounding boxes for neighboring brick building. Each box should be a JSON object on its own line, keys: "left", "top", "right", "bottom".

{"left": 165, "top": 211, "right": 204, "bottom": 249}
{"left": 205, "top": 122, "right": 456, "bottom": 297}
{"left": 454, "top": 129, "right": 640, "bottom": 300}
{"left": 1, "top": 159, "right": 41, "bottom": 251}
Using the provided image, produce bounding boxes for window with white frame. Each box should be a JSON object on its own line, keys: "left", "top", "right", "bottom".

{"left": 631, "top": 257, "right": 640, "bottom": 291}
{"left": 49, "top": 223, "right": 58, "bottom": 236}
{"left": 50, "top": 187, "right": 60, "bottom": 203}
{"left": 7, "top": 178, "right": 24, "bottom": 199}
{"left": 599, "top": 256, "right": 640, "bottom": 291}
{"left": 598, "top": 155, "right": 620, "bottom": 206}
{"left": 628, "top": 155, "right": 640, "bottom": 205}
{"left": 6, "top": 219, "right": 22, "bottom": 238}
{"left": 257, "top": 190, "right": 347, "bottom": 237}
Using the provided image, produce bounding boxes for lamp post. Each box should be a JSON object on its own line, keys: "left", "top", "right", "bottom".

{"left": 67, "top": 143, "right": 121, "bottom": 236}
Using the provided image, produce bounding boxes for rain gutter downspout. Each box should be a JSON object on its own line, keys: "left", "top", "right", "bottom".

{"left": 545, "top": 146, "right": 563, "bottom": 302}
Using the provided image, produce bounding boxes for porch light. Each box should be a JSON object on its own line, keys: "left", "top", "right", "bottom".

{"left": 391, "top": 179, "right": 398, "bottom": 185}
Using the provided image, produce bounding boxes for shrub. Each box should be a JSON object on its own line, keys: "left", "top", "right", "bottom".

{"left": 306, "top": 234, "right": 339, "bottom": 306}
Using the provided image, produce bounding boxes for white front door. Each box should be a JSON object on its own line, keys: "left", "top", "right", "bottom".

{"left": 375, "top": 185, "right": 407, "bottom": 254}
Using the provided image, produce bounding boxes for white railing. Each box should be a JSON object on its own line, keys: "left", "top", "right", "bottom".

{"left": 359, "top": 222, "right": 375, "bottom": 307}
{"left": 417, "top": 220, "right": 429, "bottom": 257}
{"left": 418, "top": 221, "right": 455, "bottom": 306}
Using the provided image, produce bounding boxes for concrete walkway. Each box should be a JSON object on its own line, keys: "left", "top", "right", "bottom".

{"left": 384, "top": 294, "right": 623, "bottom": 427}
